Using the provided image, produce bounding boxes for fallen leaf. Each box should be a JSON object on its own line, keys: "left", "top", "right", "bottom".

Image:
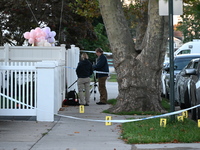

{"left": 172, "top": 139, "right": 179, "bottom": 143}
{"left": 74, "top": 131, "right": 80, "bottom": 133}
{"left": 181, "top": 129, "right": 186, "bottom": 132}
{"left": 149, "top": 128, "right": 154, "bottom": 131}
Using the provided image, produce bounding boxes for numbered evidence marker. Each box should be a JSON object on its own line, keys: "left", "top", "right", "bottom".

{"left": 182, "top": 111, "right": 188, "bottom": 118}
{"left": 177, "top": 116, "right": 184, "bottom": 122}
{"left": 79, "top": 105, "right": 84, "bottom": 113}
{"left": 160, "top": 118, "right": 167, "bottom": 127}
{"left": 105, "top": 116, "right": 112, "bottom": 126}
{"left": 198, "top": 119, "right": 200, "bottom": 128}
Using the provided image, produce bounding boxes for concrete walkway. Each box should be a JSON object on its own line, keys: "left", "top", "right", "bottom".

{"left": 0, "top": 82, "right": 200, "bottom": 150}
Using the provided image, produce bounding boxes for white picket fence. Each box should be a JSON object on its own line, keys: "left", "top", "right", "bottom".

{"left": 0, "top": 44, "right": 79, "bottom": 121}
{"left": 0, "top": 62, "right": 37, "bottom": 115}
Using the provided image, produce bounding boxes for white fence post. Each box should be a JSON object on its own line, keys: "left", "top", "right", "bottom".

{"left": 53, "top": 60, "right": 66, "bottom": 113}
{"left": 36, "top": 61, "right": 56, "bottom": 122}
{"left": 66, "top": 45, "right": 80, "bottom": 92}
{"left": 4, "top": 43, "right": 9, "bottom": 62}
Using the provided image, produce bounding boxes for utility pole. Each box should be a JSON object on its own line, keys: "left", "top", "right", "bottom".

{"left": 159, "top": 0, "right": 183, "bottom": 121}
{"left": 168, "top": 0, "right": 175, "bottom": 121}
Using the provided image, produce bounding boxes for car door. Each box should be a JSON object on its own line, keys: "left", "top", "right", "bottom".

{"left": 175, "top": 61, "right": 196, "bottom": 108}
{"left": 189, "top": 61, "right": 200, "bottom": 120}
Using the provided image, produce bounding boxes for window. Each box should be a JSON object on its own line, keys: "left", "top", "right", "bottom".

{"left": 193, "top": 62, "right": 198, "bottom": 69}
{"left": 174, "top": 57, "right": 200, "bottom": 70}
{"left": 177, "top": 49, "right": 191, "bottom": 55}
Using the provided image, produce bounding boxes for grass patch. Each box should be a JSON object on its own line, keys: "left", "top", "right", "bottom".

{"left": 108, "top": 73, "right": 117, "bottom": 82}
{"left": 121, "top": 118, "right": 200, "bottom": 144}
{"left": 106, "top": 98, "right": 117, "bottom": 105}
{"left": 104, "top": 98, "right": 170, "bottom": 115}
{"left": 104, "top": 109, "right": 161, "bottom": 115}
{"left": 161, "top": 98, "right": 170, "bottom": 112}
{"left": 90, "top": 73, "right": 117, "bottom": 82}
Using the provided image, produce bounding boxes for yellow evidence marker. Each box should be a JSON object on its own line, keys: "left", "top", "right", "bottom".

{"left": 105, "top": 116, "right": 112, "bottom": 126}
{"left": 198, "top": 119, "right": 200, "bottom": 128}
{"left": 182, "top": 111, "right": 188, "bottom": 118}
{"left": 79, "top": 105, "right": 84, "bottom": 113}
{"left": 160, "top": 118, "right": 167, "bottom": 127}
{"left": 177, "top": 116, "right": 184, "bottom": 122}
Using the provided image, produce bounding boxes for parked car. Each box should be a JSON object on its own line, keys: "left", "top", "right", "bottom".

{"left": 162, "top": 54, "right": 200, "bottom": 98}
{"left": 175, "top": 58, "right": 200, "bottom": 121}
{"left": 175, "top": 58, "right": 199, "bottom": 109}
{"left": 161, "top": 62, "right": 169, "bottom": 98}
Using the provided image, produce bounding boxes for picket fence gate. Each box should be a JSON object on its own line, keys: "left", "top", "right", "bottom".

{"left": 0, "top": 62, "right": 37, "bottom": 115}
{"left": 0, "top": 44, "right": 80, "bottom": 121}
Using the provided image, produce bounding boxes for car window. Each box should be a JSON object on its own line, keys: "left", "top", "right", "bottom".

{"left": 193, "top": 62, "right": 198, "bottom": 69}
{"left": 177, "top": 49, "right": 191, "bottom": 55}
{"left": 186, "top": 61, "right": 193, "bottom": 69}
{"left": 197, "top": 62, "right": 200, "bottom": 74}
{"left": 174, "top": 57, "right": 200, "bottom": 70}
{"left": 186, "top": 61, "right": 198, "bottom": 69}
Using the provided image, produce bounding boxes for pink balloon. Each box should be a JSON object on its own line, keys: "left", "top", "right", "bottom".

{"left": 24, "top": 32, "right": 30, "bottom": 39}
{"left": 24, "top": 26, "right": 55, "bottom": 46}
{"left": 29, "top": 30, "right": 36, "bottom": 38}
{"left": 36, "top": 32, "right": 42, "bottom": 38}
{"left": 41, "top": 31, "right": 46, "bottom": 37}
{"left": 35, "top": 27, "right": 41, "bottom": 32}
{"left": 36, "top": 36, "right": 45, "bottom": 42}
{"left": 28, "top": 38, "right": 34, "bottom": 44}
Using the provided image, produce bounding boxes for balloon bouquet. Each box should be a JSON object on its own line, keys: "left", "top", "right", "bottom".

{"left": 24, "top": 27, "right": 56, "bottom": 46}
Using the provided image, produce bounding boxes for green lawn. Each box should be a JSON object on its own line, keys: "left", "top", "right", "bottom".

{"left": 121, "top": 117, "right": 200, "bottom": 144}
{"left": 108, "top": 73, "right": 117, "bottom": 82}
{"left": 105, "top": 99, "right": 200, "bottom": 144}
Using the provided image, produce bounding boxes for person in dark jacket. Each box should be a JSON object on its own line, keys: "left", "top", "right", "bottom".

{"left": 76, "top": 53, "right": 93, "bottom": 106}
{"left": 93, "top": 48, "right": 109, "bottom": 105}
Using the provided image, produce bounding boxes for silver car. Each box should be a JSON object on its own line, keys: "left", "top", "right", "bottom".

{"left": 162, "top": 54, "right": 200, "bottom": 99}
{"left": 175, "top": 58, "right": 200, "bottom": 121}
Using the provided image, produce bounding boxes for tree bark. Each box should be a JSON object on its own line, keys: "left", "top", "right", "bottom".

{"left": 99, "top": 0, "right": 168, "bottom": 113}
{"left": 135, "top": 0, "right": 148, "bottom": 52}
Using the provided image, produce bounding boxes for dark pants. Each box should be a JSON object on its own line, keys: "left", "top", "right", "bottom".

{"left": 98, "top": 76, "right": 108, "bottom": 103}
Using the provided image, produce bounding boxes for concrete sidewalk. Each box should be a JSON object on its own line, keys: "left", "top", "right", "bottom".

{"left": 0, "top": 82, "right": 200, "bottom": 150}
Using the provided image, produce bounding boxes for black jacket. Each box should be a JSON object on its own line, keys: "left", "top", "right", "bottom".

{"left": 93, "top": 54, "right": 109, "bottom": 78}
{"left": 76, "top": 59, "right": 93, "bottom": 78}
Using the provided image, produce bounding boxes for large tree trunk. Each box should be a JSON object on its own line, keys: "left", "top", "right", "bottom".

{"left": 99, "top": 0, "right": 168, "bottom": 113}
{"left": 135, "top": 0, "right": 148, "bottom": 52}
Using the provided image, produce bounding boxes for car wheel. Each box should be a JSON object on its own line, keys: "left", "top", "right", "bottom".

{"left": 191, "top": 107, "right": 200, "bottom": 121}
{"left": 191, "top": 90, "right": 198, "bottom": 121}
{"left": 164, "top": 81, "right": 169, "bottom": 99}
{"left": 197, "top": 107, "right": 200, "bottom": 120}
{"left": 191, "top": 108, "right": 197, "bottom": 121}
{"left": 180, "top": 103, "right": 185, "bottom": 109}
{"left": 161, "top": 92, "right": 165, "bottom": 98}
{"left": 184, "top": 89, "right": 190, "bottom": 108}
{"left": 165, "top": 88, "right": 169, "bottom": 99}
{"left": 177, "top": 88, "right": 183, "bottom": 108}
